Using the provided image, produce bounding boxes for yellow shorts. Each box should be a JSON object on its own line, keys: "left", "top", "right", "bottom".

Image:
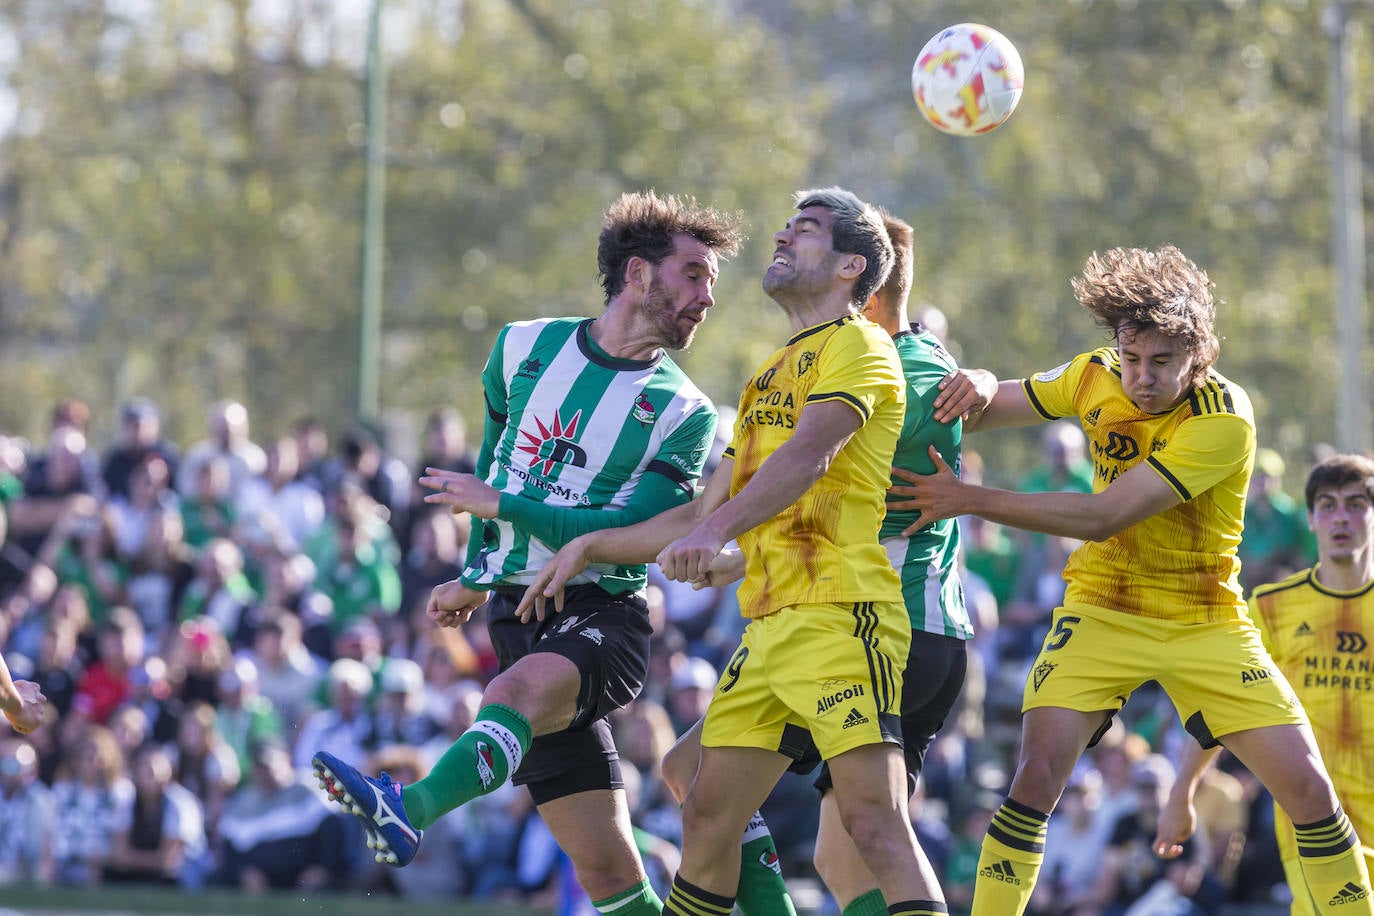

{"left": 701, "top": 601, "right": 910, "bottom": 761}
{"left": 1023, "top": 602, "right": 1307, "bottom": 745}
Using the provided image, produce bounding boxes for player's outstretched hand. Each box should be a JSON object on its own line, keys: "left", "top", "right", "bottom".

{"left": 888, "top": 446, "right": 965, "bottom": 535}
{"left": 4, "top": 680, "right": 46, "bottom": 735}
{"left": 1152, "top": 790, "right": 1196, "bottom": 860}
{"left": 932, "top": 368, "right": 998, "bottom": 425}
{"left": 427, "top": 580, "right": 490, "bottom": 629}
{"left": 517, "top": 537, "right": 594, "bottom": 623}
{"left": 658, "top": 528, "right": 725, "bottom": 584}
{"left": 419, "top": 468, "right": 500, "bottom": 519}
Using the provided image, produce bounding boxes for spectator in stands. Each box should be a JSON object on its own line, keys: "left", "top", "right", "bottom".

{"left": 102, "top": 742, "right": 207, "bottom": 888}
{"left": 236, "top": 435, "right": 325, "bottom": 555}
{"left": 334, "top": 424, "right": 411, "bottom": 540}
{"left": 369, "top": 657, "right": 439, "bottom": 750}
{"left": 107, "top": 455, "right": 177, "bottom": 561}
{"left": 177, "top": 539, "right": 257, "bottom": 648}
{"left": 212, "top": 739, "right": 349, "bottom": 892}
{"left": 50, "top": 724, "right": 134, "bottom": 886}
{"left": 179, "top": 456, "right": 237, "bottom": 550}
{"left": 213, "top": 657, "right": 285, "bottom": 779}
{"left": 292, "top": 657, "right": 374, "bottom": 773}
{"left": 100, "top": 399, "right": 180, "bottom": 501}
{"left": 72, "top": 607, "right": 143, "bottom": 726}
{"left": 175, "top": 400, "right": 266, "bottom": 501}
{"left": 314, "top": 516, "right": 401, "bottom": 638}
{"left": 169, "top": 701, "right": 239, "bottom": 836}
{"left": 0, "top": 736, "right": 55, "bottom": 885}
{"left": 242, "top": 610, "right": 322, "bottom": 743}
{"left": 122, "top": 505, "right": 196, "bottom": 648}
{"left": 1238, "top": 448, "right": 1314, "bottom": 594}
{"left": 290, "top": 417, "right": 333, "bottom": 495}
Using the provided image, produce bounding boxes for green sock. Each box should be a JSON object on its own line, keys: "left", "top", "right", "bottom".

{"left": 970, "top": 799, "right": 1048, "bottom": 916}
{"left": 1292, "top": 808, "right": 1374, "bottom": 913}
{"left": 592, "top": 877, "right": 663, "bottom": 914}
{"left": 843, "top": 889, "right": 888, "bottom": 916}
{"left": 401, "top": 703, "right": 531, "bottom": 830}
{"left": 737, "top": 811, "right": 796, "bottom": 916}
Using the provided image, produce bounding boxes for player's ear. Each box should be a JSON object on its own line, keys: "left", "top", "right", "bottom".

{"left": 623, "top": 256, "right": 652, "bottom": 293}
{"left": 837, "top": 253, "right": 866, "bottom": 282}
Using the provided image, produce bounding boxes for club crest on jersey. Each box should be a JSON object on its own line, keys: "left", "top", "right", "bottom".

{"left": 797, "top": 351, "right": 815, "bottom": 376}
{"left": 516, "top": 409, "right": 586, "bottom": 476}
{"left": 1033, "top": 660, "right": 1056, "bottom": 691}
{"left": 632, "top": 393, "right": 657, "bottom": 426}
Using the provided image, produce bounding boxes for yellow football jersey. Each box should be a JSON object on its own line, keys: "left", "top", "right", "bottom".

{"left": 724, "top": 314, "right": 905, "bottom": 619}
{"left": 1023, "top": 347, "right": 1255, "bottom": 623}
{"left": 1251, "top": 569, "right": 1374, "bottom": 859}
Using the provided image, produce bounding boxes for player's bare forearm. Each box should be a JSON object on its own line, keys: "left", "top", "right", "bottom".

{"left": 1155, "top": 742, "right": 1222, "bottom": 859}
{"left": 891, "top": 448, "right": 1180, "bottom": 540}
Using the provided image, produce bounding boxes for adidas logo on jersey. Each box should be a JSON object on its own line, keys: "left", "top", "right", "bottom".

{"left": 1084, "top": 408, "right": 1101, "bottom": 427}
{"left": 1330, "top": 881, "right": 1369, "bottom": 905}
{"left": 841, "top": 707, "right": 869, "bottom": 730}
{"left": 979, "top": 859, "right": 1021, "bottom": 885}
{"left": 1294, "top": 621, "right": 1314, "bottom": 637}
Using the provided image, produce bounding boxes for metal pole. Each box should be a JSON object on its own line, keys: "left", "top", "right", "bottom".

{"left": 1327, "top": 0, "right": 1369, "bottom": 453}
{"left": 357, "top": 0, "right": 387, "bottom": 420}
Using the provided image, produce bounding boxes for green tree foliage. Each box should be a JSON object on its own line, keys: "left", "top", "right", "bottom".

{"left": 0, "top": 0, "right": 1367, "bottom": 482}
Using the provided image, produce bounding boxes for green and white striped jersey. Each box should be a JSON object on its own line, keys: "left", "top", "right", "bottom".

{"left": 462, "top": 317, "right": 716, "bottom": 594}
{"left": 881, "top": 328, "right": 973, "bottom": 640}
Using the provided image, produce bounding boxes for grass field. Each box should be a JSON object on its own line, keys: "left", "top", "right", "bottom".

{"left": 0, "top": 884, "right": 551, "bottom": 916}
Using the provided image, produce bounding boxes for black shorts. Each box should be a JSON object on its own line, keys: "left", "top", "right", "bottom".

{"left": 485, "top": 584, "right": 653, "bottom": 802}
{"left": 799, "top": 630, "right": 968, "bottom": 793}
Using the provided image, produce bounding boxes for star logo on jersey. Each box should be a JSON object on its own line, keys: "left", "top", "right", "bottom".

{"left": 797, "top": 351, "right": 816, "bottom": 376}
{"left": 516, "top": 410, "right": 586, "bottom": 475}
{"left": 1084, "top": 408, "right": 1101, "bottom": 427}
{"left": 631, "top": 393, "right": 657, "bottom": 426}
{"left": 1294, "top": 621, "right": 1314, "bottom": 638}
{"left": 1032, "top": 660, "right": 1057, "bottom": 691}
{"left": 516, "top": 357, "right": 543, "bottom": 379}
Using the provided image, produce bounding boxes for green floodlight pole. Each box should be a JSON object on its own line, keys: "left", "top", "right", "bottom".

{"left": 1326, "top": 0, "right": 1368, "bottom": 454}
{"left": 357, "top": 0, "right": 387, "bottom": 421}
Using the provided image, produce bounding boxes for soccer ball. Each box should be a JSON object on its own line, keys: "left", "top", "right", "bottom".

{"left": 911, "top": 23, "right": 1024, "bottom": 136}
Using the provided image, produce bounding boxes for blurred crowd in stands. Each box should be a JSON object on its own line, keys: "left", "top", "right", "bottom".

{"left": 0, "top": 396, "right": 1321, "bottom": 914}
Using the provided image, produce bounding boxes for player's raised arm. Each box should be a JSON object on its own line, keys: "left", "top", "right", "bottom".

{"left": 518, "top": 456, "right": 735, "bottom": 621}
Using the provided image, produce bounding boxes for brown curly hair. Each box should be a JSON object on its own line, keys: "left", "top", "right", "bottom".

{"left": 597, "top": 191, "right": 746, "bottom": 303}
{"left": 1071, "top": 245, "right": 1220, "bottom": 386}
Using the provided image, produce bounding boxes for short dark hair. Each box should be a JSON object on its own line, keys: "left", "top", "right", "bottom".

{"left": 1304, "top": 453, "right": 1374, "bottom": 511}
{"left": 794, "top": 187, "right": 894, "bottom": 308}
{"left": 597, "top": 191, "right": 745, "bottom": 303}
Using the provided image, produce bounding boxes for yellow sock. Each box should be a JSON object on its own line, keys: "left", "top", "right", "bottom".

{"left": 969, "top": 799, "right": 1048, "bottom": 916}
{"left": 1293, "top": 809, "right": 1374, "bottom": 914}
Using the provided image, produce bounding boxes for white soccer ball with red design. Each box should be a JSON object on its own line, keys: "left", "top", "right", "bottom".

{"left": 911, "top": 23, "right": 1024, "bottom": 136}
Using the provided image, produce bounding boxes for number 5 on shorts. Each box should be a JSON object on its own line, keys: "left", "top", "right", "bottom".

{"left": 1045, "top": 615, "right": 1081, "bottom": 652}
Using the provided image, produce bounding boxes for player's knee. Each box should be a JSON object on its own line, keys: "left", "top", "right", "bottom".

{"left": 568, "top": 848, "right": 645, "bottom": 900}
{"left": 1274, "top": 765, "right": 1340, "bottom": 823}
